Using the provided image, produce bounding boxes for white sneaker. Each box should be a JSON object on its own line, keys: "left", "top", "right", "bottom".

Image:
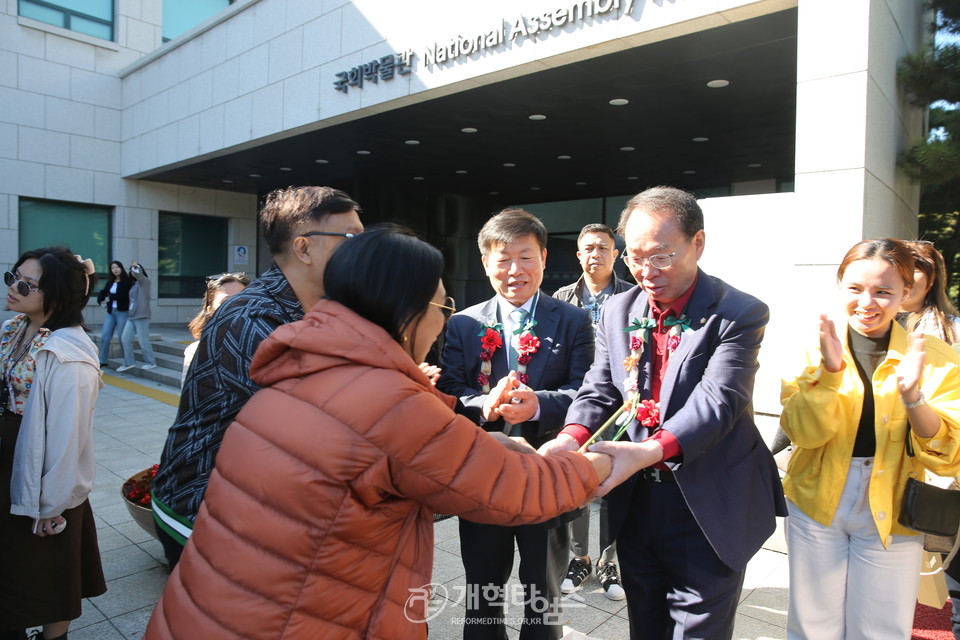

{"left": 141, "top": 363, "right": 158, "bottom": 370}
{"left": 116, "top": 364, "right": 135, "bottom": 372}
{"left": 597, "top": 561, "right": 626, "bottom": 601}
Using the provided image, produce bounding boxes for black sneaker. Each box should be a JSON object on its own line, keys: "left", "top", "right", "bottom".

{"left": 561, "top": 556, "right": 592, "bottom": 594}
{"left": 597, "top": 560, "right": 626, "bottom": 601}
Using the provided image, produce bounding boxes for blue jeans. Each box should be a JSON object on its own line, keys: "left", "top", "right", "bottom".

{"left": 99, "top": 310, "right": 128, "bottom": 364}
{"left": 121, "top": 317, "right": 156, "bottom": 366}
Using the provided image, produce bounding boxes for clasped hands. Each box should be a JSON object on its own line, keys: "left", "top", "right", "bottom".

{"left": 482, "top": 371, "right": 538, "bottom": 424}
{"left": 538, "top": 433, "right": 663, "bottom": 497}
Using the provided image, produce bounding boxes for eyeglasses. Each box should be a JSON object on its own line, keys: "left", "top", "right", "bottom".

{"left": 299, "top": 231, "right": 357, "bottom": 239}
{"left": 429, "top": 296, "right": 457, "bottom": 320}
{"left": 4, "top": 271, "right": 40, "bottom": 296}
{"left": 622, "top": 252, "right": 676, "bottom": 270}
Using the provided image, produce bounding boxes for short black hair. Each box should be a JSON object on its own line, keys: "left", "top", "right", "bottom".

{"left": 324, "top": 224, "right": 443, "bottom": 345}
{"left": 259, "top": 186, "right": 360, "bottom": 256}
{"left": 478, "top": 208, "right": 548, "bottom": 255}
{"left": 14, "top": 246, "right": 98, "bottom": 331}
{"left": 578, "top": 223, "right": 616, "bottom": 244}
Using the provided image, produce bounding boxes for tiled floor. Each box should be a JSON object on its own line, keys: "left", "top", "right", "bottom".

{"left": 58, "top": 379, "right": 790, "bottom": 640}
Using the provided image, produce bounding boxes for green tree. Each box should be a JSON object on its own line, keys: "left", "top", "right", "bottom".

{"left": 899, "top": 0, "right": 960, "bottom": 301}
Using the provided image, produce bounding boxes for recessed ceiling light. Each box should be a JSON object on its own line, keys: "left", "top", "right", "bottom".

{"left": 528, "top": 114, "right": 546, "bottom": 120}
{"left": 530, "top": 186, "right": 541, "bottom": 190}
{"left": 489, "top": 191, "right": 499, "bottom": 195}
{"left": 456, "top": 170, "right": 467, "bottom": 174}
{"left": 627, "top": 176, "right": 639, "bottom": 180}
{"left": 405, "top": 140, "right": 420, "bottom": 145}
{"left": 461, "top": 127, "right": 478, "bottom": 133}
{"left": 248, "top": 173, "right": 261, "bottom": 178}
{"left": 692, "top": 137, "right": 708, "bottom": 143}
{"left": 221, "top": 179, "right": 233, "bottom": 184}
{"left": 683, "top": 170, "right": 696, "bottom": 175}
{"left": 413, "top": 176, "right": 424, "bottom": 181}
{"left": 707, "top": 79, "right": 730, "bottom": 88}
{"left": 357, "top": 150, "right": 371, "bottom": 155}
{"left": 620, "top": 146, "right": 635, "bottom": 152}
{"left": 576, "top": 181, "right": 587, "bottom": 185}
{"left": 609, "top": 98, "right": 629, "bottom": 106}
{"left": 315, "top": 159, "right": 328, "bottom": 164}
{"left": 279, "top": 167, "right": 292, "bottom": 171}
{"left": 748, "top": 163, "right": 762, "bottom": 168}
{"left": 557, "top": 155, "right": 571, "bottom": 160}
{"left": 503, "top": 162, "right": 516, "bottom": 167}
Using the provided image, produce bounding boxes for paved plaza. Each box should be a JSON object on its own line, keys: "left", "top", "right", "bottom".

{"left": 50, "top": 327, "right": 791, "bottom": 639}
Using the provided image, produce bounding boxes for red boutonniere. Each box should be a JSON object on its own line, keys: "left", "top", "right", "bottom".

{"left": 512, "top": 317, "right": 539, "bottom": 385}
{"left": 477, "top": 320, "right": 504, "bottom": 393}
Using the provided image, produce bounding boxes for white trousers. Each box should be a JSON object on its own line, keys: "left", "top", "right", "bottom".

{"left": 786, "top": 457, "right": 923, "bottom": 640}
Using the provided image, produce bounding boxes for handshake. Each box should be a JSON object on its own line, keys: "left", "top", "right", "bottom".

{"left": 481, "top": 373, "right": 615, "bottom": 491}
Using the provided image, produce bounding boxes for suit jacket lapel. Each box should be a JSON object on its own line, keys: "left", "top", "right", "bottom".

{"left": 659, "top": 270, "right": 715, "bottom": 417}
{"left": 475, "top": 297, "right": 505, "bottom": 380}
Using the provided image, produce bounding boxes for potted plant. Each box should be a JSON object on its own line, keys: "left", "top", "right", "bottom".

{"left": 121, "top": 464, "right": 160, "bottom": 540}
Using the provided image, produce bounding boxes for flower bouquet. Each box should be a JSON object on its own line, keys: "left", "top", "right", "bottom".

{"left": 121, "top": 464, "right": 160, "bottom": 540}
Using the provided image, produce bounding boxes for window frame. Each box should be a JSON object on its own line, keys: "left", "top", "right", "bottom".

{"left": 17, "top": 197, "right": 113, "bottom": 287}
{"left": 18, "top": 0, "right": 115, "bottom": 41}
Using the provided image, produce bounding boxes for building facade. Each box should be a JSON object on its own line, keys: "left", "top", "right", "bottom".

{"left": 0, "top": 0, "right": 928, "bottom": 415}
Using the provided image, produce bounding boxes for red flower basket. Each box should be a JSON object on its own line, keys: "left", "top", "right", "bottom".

{"left": 121, "top": 465, "right": 160, "bottom": 540}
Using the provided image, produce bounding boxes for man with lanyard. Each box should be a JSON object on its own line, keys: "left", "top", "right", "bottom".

{"left": 151, "top": 186, "right": 363, "bottom": 569}
{"left": 540, "top": 187, "right": 786, "bottom": 639}
{"left": 438, "top": 208, "right": 594, "bottom": 640}
{"left": 552, "top": 223, "right": 632, "bottom": 600}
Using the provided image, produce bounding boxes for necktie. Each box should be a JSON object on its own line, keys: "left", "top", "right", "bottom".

{"left": 506, "top": 307, "right": 527, "bottom": 437}
{"left": 508, "top": 307, "right": 527, "bottom": 371}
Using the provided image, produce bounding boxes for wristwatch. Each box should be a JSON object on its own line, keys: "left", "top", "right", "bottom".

{"left": 904, "top": 392, "right": 926, "bottom": 410}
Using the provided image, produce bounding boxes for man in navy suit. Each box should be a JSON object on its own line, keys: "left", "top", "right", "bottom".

{"left": 438, "top": 208, "right": 594, "bottom": 640}
{"left": 541, "top": 187, "right": 787, "bottom": 639}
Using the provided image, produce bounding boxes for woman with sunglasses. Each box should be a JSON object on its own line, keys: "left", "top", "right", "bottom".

{"left": 0, "top": 247, "right": 106, "bottom": 640}
{"left": 144, "top": 225, "right": 611, "bottom": 640}
{"left": 95, "top": 260, "right": 132, "bottom": 367}
{"left": 181, "top": 272, "right": 250, "bottom": 385}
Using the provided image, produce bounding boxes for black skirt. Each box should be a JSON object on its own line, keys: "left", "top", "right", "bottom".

{"left": 0, "top": 411, "right": 106, "bottom": 630}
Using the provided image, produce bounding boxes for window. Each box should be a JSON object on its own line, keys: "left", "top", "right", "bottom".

{"left": 19, "top": 198, "right": 111, "bottom": 280}
{"left": 158, "top": 212, "right": 228, "bottom": 298}
{"left": 19, "top": 0, "right": 114, "bottom": 41}
{"left": 163, "top": 0, "right": 231, "bottom": 42}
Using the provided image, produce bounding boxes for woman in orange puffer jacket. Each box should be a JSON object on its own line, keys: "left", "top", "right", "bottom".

{"left": 144, "top": 225, "right": 610, "bottom": 640}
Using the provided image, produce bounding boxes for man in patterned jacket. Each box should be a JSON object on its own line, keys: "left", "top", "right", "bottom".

{"left": 151, "top": 186, "right": 363, "bottom": 568}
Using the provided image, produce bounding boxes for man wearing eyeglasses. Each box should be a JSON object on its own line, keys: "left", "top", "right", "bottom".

{"left": 540, "top": 187, "right": 786, "bottom": 640}
{"left": 438, "top": 208, "right": 594, "bottom": 640}
{"left": 552, "top": 223, "right": 632, "bottom": 601}
{"left": 152, "top": 186, "right": 363, "bottom": 569}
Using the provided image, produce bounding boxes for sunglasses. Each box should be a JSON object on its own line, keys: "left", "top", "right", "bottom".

{"left": 429, "top": 296, "right": 457, "bottom": 320}
{"left": 4, "top": 271, "right": 40, "bottom": 297}
{"left": 299, "top": 231, "right": 357, "bottom": 239}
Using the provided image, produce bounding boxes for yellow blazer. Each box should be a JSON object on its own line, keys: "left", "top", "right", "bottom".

{"left": 781, "top": 321, "right": 960, "bottom": 546}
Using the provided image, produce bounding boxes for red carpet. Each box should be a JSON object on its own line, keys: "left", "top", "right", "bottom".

{"left": 914, "top": 602, "right": 954, "bottom": 640}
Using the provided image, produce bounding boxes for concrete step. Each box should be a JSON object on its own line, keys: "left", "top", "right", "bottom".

{"left": 104, "top": 357, "right": 182, "bottom": 388}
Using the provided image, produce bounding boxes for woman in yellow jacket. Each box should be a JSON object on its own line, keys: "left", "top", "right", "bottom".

{"left": 781, "top": 238, "right": 960, "bottom": 640}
